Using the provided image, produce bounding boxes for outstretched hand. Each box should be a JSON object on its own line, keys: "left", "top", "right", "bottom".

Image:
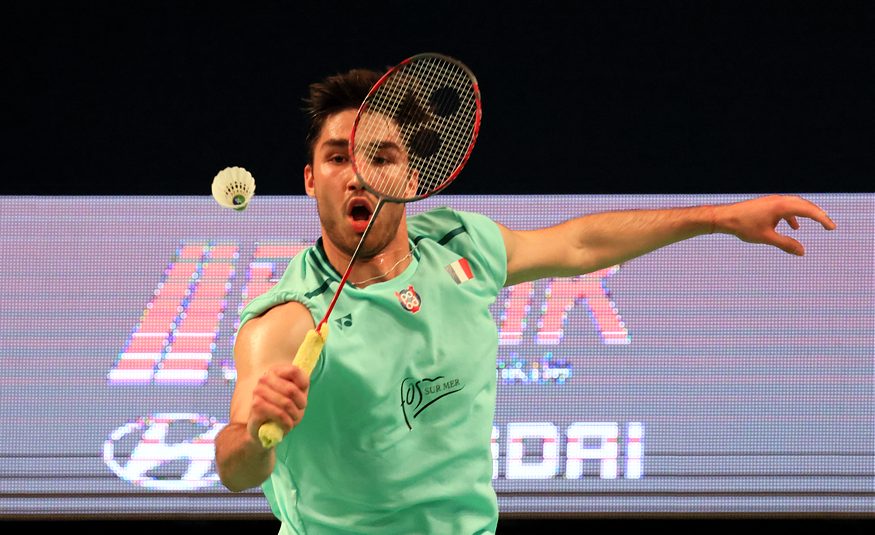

{"left": 715, "top": 195, "right": 836, "bottom": 256}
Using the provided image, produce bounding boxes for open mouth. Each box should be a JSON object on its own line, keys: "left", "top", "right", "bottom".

{"left": 347, "top": 198, "right": 374, "bottom": 229}
{"left": 350, "top": 204, "right": 371, "bottom": 221}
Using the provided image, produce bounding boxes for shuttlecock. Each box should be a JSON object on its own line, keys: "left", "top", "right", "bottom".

{"left": 212, "top": 166, "right": 255, "bottom": 211}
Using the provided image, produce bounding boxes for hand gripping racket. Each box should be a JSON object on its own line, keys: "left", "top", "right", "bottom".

{"left": 258, "top": 53, "right": 483, "bottom": 448}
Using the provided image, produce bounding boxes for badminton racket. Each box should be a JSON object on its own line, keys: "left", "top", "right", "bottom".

{"left": 258, "top": 52, "right": 482, "bottom": 447}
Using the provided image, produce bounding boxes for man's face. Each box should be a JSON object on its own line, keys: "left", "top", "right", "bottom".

{"left": 304, "top": 109, "right": 412, "bottom": 259}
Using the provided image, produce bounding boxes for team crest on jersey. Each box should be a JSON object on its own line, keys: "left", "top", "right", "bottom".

{"left": 395, "top": 285, "right": 421, "bottom": 313}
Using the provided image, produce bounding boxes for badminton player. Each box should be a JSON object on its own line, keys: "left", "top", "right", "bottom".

{"left": 214, "top": 67, "right": 836, "bottom": 534}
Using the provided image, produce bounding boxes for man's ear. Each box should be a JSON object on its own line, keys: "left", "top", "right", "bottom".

{"left": 304, "top": 164, "right": 315, "bottom": 198}
{"left": 406, "top": 168, "right": 419, "bottom": 198}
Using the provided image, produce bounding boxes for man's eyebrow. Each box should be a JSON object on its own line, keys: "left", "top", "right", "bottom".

{"left": 363, "top": 140, "right": 403, "bottom": 152}
{"left": 320, "top": 138, "right": 349, "bottom": 149}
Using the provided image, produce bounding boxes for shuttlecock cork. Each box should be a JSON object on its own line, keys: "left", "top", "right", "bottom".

{"left": 212, "top": 166, "right": 255, "bottom": 211}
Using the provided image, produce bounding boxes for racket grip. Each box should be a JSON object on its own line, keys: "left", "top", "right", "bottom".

{"left": 257, "top": 323, "right": 329, "bottom": 449}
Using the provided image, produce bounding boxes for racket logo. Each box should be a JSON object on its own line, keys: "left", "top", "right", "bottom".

{"left": 394, "top": 285, "right": 422, "bottom": 313}
{"left": 351, "top": 53, "right": 480, "bottom": 203}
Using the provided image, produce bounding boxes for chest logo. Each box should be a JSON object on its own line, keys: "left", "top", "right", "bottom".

{"left": 400, "top": 376, "right": 464, "bottom": 430}
{"left": 395, "top": 285, "right": 421, "bottom": 313}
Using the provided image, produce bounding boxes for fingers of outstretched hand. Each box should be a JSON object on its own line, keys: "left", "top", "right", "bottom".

{"left": 784, "top": 215, "right": 800, "bottom": 230}
{"left": 764, "top": 229, "right": 805, "bottom": 256}
{"left": 784, "top": 196, "right": 836, "bottom": 230}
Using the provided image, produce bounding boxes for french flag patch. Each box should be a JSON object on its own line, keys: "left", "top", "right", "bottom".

{"left": 446, "top": 258, "right": 474, "bottom": 284}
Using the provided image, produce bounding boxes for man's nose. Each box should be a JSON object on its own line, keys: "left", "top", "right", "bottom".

{"left": 345, "top": 171, "right": 364, "bottom": 191}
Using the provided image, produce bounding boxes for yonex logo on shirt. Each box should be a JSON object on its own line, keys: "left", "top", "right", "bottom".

{"left": 334, "top": 313, "right": 352, "bottom": 330}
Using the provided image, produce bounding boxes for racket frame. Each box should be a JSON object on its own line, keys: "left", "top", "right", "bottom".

{"left": 349, "top": 52, "right": 482, "bottom": 203}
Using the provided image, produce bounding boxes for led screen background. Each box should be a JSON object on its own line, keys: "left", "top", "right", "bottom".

{"left": 0, "top": 194, "right": 871, "bottom": 518}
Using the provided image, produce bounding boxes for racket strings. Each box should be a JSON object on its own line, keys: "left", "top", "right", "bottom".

{"left": 401, "top": 57, "right": 476, "bottom": 194}
{"left": 413, "top": 59, "right": 476, "bottom": 193}
{"left": 354, "top": 55, "right": 479, "bottom": 201}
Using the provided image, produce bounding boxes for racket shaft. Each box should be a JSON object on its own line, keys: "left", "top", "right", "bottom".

{"left": 257, "top": 323, "right": 328, "bottom": 448}
{"left": 259, "top": 198, "right": 382, "bottom": 449}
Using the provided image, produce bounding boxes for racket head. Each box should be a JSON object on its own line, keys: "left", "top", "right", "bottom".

{"left": 349, "top": 53, "right": 482, "bottom": 203}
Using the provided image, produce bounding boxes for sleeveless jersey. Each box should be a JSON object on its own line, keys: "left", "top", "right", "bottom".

{"left": 238, "top": 207, "right": 507, "bottom": 534}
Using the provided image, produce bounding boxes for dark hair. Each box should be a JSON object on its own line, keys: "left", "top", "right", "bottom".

{"left": 303, "top": 68, "right": 382, "bottom": 163}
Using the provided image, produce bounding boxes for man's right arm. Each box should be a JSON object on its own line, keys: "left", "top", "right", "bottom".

{"left": 214, "top": 301, "right": 315, "bottom": 492}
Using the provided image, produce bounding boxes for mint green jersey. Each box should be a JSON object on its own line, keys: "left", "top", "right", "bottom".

{"left": 239, "top": 207, "right": 507, "bottom": 534}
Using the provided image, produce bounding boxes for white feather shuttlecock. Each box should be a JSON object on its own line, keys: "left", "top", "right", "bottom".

{"left": 211, "top": 166, "right": 255, "bottom": 211}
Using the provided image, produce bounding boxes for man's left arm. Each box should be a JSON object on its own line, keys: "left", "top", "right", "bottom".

{"left": 500, "top": 194, "right": 837, "bottom": 287}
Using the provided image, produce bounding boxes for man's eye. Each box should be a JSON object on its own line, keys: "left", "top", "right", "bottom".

{"left": 371, "top": 155, "right": 393, "bottom": 165}
{"left": 330, "top": 154, "right": 347, "bottom": 163}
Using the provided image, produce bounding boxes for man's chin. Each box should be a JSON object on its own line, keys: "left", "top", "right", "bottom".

{"left": 328, "top": 217, "right": 397, "bottom": 256}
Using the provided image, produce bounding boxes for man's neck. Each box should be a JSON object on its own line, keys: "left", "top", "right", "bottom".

{"left": 322, "top": 231, "right": 413, "bottom": 288}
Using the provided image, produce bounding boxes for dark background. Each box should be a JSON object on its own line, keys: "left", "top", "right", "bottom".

{"left": 7, "top": 1, "right": 873, "bottom": 197}
{"left": 4, "top": 1, "right": 873, "bottom": 533}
